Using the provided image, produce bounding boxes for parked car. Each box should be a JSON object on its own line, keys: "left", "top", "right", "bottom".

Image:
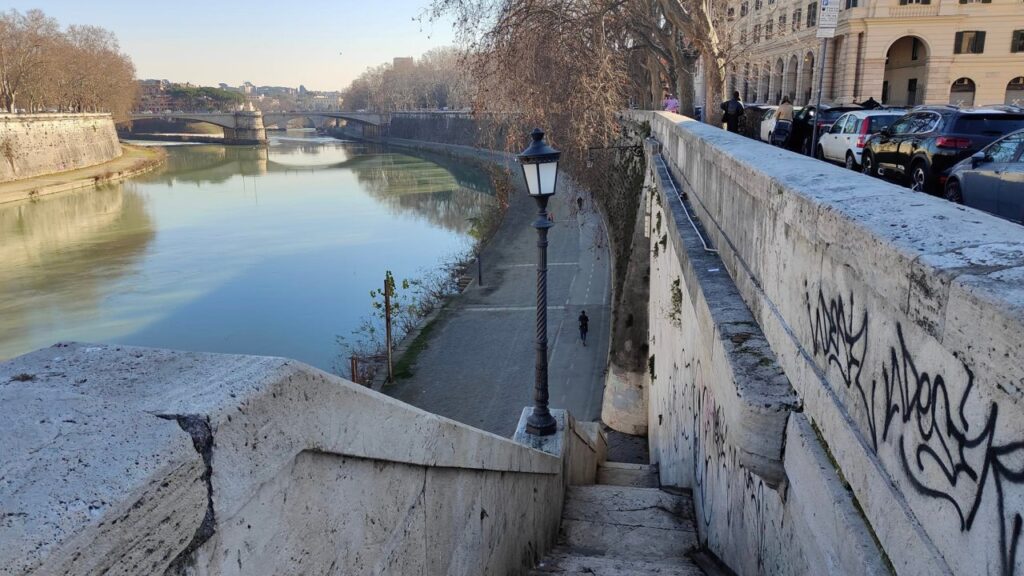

{"left": 816, "top": 110, "right": 904, "bottom": 170}
{"left": 943, "top": 128, "right": 1024, "bottom": 223}
{"left": 740, "top": 104, "right": 774, "bottom": 140}
{"left": 861, "top": 106, "right": 1024, "bottom": 193}
{"left": 791, "top": 105, "right": 864, "bottom": 154}
{"left": 760, "top": 106, "right": 804, "bottom": 144}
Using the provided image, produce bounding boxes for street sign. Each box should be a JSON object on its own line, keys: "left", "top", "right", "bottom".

{"left": 817, "top": 0, "right": 840, "bottom": 38}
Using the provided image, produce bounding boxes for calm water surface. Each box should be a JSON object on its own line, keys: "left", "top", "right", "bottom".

{"left": 0, "top": 132, "right": 494, "bottom": 373}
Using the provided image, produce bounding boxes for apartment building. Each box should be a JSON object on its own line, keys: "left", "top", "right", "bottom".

{"left": 725, "top": 0, "right": 1024, "bottom": 107}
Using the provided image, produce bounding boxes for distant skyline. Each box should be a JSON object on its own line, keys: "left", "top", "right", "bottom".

{"left": 12, "top": 1, "right": 458, "bottom": 91}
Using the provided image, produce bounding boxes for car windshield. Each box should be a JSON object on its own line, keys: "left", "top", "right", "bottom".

{"left": 868, "top": 115, "right": 900, "bottom": 132}
{"left": 952, "top": 115, "right": 1024, "bottom": 136}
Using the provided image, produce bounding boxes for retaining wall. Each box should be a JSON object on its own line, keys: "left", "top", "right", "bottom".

{"left": 633, "top": 110, "right": 1024, "bottom": 576}
{"left": 0, "top": 114, "right": 122, "bottom": 183}
{"left": 0, "top": 343, "right": 602, "bottom": 576}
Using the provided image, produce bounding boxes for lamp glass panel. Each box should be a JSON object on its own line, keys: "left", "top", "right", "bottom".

{"left": 538, "top": 161, "right": 558, "bottom": 196}
{"left": 522, "top": 163, "right": 541, "bottom": 196}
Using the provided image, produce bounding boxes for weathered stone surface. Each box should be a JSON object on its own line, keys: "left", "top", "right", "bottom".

{"left": 596, "top": 462, "right": 659, "bottom": 488}
{"left": 0, "top": 114, "right": 121, "bottom": 182}
{"left": 0, "top": 343, "right": 599, "bottom": 576}
{"left": 531, "top": 549, "right": 705, "bottom": 575}
{"left": 632, "top": 110, "right": 1024, "bottom": 576}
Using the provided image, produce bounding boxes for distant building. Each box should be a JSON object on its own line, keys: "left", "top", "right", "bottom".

{"left": 392, "top": 57, "right": 415, "bottom": 72}
{"left": 136, "top": 79, "right": 172, "bottom": 112}
{"left": 721, "top": 0, "right": 1024, "bottom": 107}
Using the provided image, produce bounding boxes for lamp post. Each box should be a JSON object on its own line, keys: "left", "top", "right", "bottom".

{"left": 517, "top": 128, "right": 561, "bottom": 436}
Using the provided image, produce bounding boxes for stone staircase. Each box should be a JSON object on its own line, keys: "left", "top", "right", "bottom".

{"left": 530, "top": 462, "right": 706, "bottom": 576}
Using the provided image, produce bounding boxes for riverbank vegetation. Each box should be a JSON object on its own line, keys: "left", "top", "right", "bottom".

{"left": 0, "top": 9, "right": 136, "bottom": 121}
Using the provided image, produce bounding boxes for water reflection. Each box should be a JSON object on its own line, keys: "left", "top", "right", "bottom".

{"left": 0, "top": 134, "right": 495, "bottom": 372}
{"left": 0, "top": 185, "right": 155, "bottom": 357}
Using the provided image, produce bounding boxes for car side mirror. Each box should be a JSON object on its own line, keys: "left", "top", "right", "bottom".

{"left": 970, "top": 151, "right": 990, "bottom": 168}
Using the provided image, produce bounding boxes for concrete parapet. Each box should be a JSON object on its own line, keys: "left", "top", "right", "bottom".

{"left": 0, "top": 343, "right": 596, "bottom": 575}
{"left": 631, "top": 109, "right": 1024, "bottom": 576}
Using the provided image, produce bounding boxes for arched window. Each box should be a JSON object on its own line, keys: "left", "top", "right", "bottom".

{"left": 949, "top": 77, "right": 976, "bottom": 107}
{"left": 1007, "top": 77, "right": 1024, "bottom": 107}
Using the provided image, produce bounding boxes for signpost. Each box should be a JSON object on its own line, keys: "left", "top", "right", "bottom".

{"left": 810, "top": 0, "right": 841, "bottom": 155}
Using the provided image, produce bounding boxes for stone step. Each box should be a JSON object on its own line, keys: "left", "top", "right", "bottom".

{"left": 530, "top": 548, "right": 705, "bottom": 575}
{"left": 596, "top": 461, "right": 660, "bottom": 488}
{"left": 563, "top": 485, "right": 694, "bottom": 526}
{"left": 558, "top": 486, "right": 698, "bottom": 561}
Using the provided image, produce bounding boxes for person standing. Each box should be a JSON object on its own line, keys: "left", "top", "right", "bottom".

{"left": 720, "top": 91, "right": 745, "bottom": 133}
{"left": 578, "top": 310, "right": 589, "bottom": 346}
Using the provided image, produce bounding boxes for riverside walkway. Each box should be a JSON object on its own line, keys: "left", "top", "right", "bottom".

{"left": 387, "top": 157, "right": 611, "bottom": 437}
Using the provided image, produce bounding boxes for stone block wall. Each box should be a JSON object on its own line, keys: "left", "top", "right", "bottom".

{"left": 0, "top": 343, "right": 600, "bottom": 576}
{"left": 633, "top": 110, "right": 1024, "bottom": 576}
{"left": 0, "top": 114, "right": 122, "bottom": 182}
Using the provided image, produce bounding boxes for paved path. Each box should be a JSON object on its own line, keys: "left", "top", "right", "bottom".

{"left": 387, "top": 161, "right": 611, "bottom": 437}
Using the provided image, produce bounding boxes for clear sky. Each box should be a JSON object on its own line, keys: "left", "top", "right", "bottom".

{"left": 11, "top": 1, "right": 457, "bottom": 91}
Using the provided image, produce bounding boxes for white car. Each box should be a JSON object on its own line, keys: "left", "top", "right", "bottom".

{"left": 760, "top": 106, "right": 803, "bottom": 144}
{"left": 759, "top": 107, "right": 778, "bottom": 143}
{"left": 816, "top": 110, "right": 905, "bottom": 170}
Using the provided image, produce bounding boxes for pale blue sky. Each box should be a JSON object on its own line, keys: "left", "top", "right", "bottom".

{"left": 12, "top": 1, "right": 457, "bottom": 91}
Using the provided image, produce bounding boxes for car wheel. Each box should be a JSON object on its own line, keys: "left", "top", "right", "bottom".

{"left": 945, "top": 178, "right": 964, "bottom": 204}
{"left": 861, "top": 153, "right": 876, "bottom": 177}
{"left": 845, "top": 152, "right": 858, "bottom": 171}
{"left": 909, "top": 161, "right": 929, "bottom": 193}
{"left": 816, "top": 145, "right": 825, "bottom": 160}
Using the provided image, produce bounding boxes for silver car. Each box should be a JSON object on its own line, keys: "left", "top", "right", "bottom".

{"left": 944, "top": 128, "right": 1024, "bottom": 224}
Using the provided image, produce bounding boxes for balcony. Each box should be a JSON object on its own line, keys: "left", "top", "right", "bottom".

{"left": 886, "top": 3, "right": 940, "bottom": 17}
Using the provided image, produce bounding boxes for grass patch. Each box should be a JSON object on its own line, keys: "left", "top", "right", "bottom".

{"left": 391, "top": 309, "right": 448, "bottom": 380}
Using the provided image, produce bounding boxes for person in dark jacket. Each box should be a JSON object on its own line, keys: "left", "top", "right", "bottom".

{"left": 720, "top": 91, "right": 744, "bottom": 133}
{"left": 578, "top": 310, "right": 589, "bottom": 346}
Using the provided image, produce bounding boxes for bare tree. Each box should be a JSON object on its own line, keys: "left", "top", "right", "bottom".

{"left": 0, "top": 9, "right": 136, "bottom": 120}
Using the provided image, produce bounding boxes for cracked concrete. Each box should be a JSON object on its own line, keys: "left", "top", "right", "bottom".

{"left": 1, "top": 342, "right": 602, "bottom": 575}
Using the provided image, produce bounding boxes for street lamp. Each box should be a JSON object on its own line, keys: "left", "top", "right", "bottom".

{"left": 517, "top": 128, "right": 561, "bottom": 436}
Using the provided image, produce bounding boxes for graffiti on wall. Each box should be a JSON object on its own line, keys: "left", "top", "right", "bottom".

{"left": 807, "top": 287, "right": 1024, "bottom": 576}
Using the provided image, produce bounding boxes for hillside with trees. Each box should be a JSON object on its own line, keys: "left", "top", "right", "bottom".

{"left": 0, "top": 9, "right": 137, "bottom": 121}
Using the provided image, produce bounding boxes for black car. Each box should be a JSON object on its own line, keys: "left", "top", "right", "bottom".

{"left": 740, "top": 104, "right": 774, "bottom": 141}
{"left": 944, "top": 129, "right": 1024, "bottom": 223}
{"left": 861, "top": 106, "right": 1024, "bottom": 193}
{"left": 791, "top": 105, "right": 863, "bottom": 154}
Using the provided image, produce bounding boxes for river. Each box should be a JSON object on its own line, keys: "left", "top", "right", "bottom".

{"left": 0, "top": 131, "right": 495, "bottom": 374}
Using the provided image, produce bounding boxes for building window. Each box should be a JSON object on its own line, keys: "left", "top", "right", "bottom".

{"left": 807, "top": 3, "right": 817, "bottom": 27}
{"left": 728, "top": 7, "right": 736, "bottom": 18}
{"left": 741, "top": 28, "right": 748, "bottom": 44}
{"left": 911, "top": 38, "right": 921, "bottom": 60}
{"left": 882, "top": 80, "right": 890, "bottom": 104}
{"left": 767, "top": 20, "right": 775, "bottom": 39}
{"left": 753, "top": 23, "right": 761, "bottom": 43}
{"left": 1013, "top": 30, "right": 1024, "bottom": 53}
{"left": 954, "top": 31, "right": 987, "bottom": 54}
{"left": 755, "top": 0, "right": 763, "bottom": 10}
{"left": 846, "top": 0, "right": 858, "bottom": 7}
{"left": 908, "top": 78, "right": 918, "bottom": 105}
{"left": 741, "top": 1, "right": 749, "bottom": 16}
{"left": 899, "top": 0, "right": 931, "bottom": 4}
{"left": 793, "top": 8, "right": 802, "bottom": 30}
{"left": 769, "top": 0, "right": 776, "bottom": 4}
{"left": 779, "top": 14, "right": 787, "bottom": 33}
{"left": 958, "top": 0, "right": 991, "bottom": 3}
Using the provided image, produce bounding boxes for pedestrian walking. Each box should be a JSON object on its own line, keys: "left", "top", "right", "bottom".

{"left": 720, "top": 91, "right": 745, "bottom": 133}
{"left": 578, "top": 310, "right": 589, "bottom": 346}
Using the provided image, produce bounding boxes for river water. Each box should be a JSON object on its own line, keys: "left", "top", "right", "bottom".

{"left": 0, "top": 131, "right": 494, "bottom": 374}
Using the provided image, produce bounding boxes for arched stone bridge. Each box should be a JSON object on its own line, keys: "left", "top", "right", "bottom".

{"left": 130, "top": 110, "right": 387, "bottom": 144}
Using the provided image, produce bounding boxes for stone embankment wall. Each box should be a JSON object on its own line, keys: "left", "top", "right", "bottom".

{"left": 631, "top": 110, "right": 1024, "bottom": 576}
{"left": 0, "top": 343, "right": 602, "bottom": 576}
{"left": 389, "top": 111, "right": 517, "bottom": 148}
{"left": 0, "top": 114, "right": 122, "bottom": 183}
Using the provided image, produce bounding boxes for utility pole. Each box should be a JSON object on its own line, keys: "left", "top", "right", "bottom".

{"left": 384, "top": 272, "right": 394, "bottom": 383}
